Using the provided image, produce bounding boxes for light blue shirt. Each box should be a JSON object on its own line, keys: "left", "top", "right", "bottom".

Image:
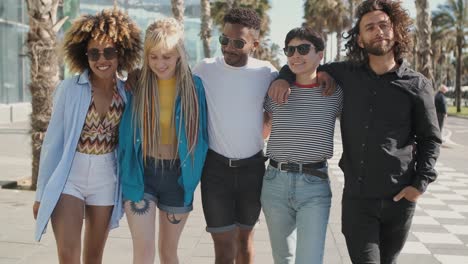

{"left": 34, "top": 70, "right": 127, "bottom": 241}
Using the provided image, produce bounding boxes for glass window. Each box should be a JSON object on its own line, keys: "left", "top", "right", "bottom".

{"left": 0, "top": 0, "right": 220, "bottom": 104}
{"left": 80, "top": 0, "right": 219, "bottom": 66}
{"left": 0, "top": 0, "right": 30, "bottom": 104}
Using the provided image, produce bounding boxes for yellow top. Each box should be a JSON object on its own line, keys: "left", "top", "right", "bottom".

{"left": 157, "top": 77, "right": 177, "bottom": 144}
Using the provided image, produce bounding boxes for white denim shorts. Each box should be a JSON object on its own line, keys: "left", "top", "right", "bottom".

{"left": 62, "top": 151, "right": 117, "bottom": 206}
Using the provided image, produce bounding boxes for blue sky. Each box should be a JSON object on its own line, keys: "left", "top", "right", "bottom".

{"left": 268, "top": 0, "right": 447, "bottom": 64}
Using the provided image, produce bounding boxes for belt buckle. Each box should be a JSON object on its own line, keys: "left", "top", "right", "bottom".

{"left": 277, "top": 162, "right": 287, "bottom": 172}
{"left": 229, "top": 158, "right": 239, "bottom": 168}
{"left": 278, "top": 162, "right": 302, "bottom": 173}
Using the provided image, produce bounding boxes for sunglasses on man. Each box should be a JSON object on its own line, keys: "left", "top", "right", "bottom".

{"left": 283, "top": 44, "right": 314, "bottom": 57}
{"left": 219, "top": 35, "right": 247, "bottom": 49}
{"left": 86, "top": 47, "right": 118, "bottom": 61}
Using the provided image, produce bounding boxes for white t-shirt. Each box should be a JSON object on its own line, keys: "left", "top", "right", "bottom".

{"left": 193, "top": 56, "right": 278, "bottom": 159}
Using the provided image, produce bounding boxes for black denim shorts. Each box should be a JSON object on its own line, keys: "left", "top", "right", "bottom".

{"left": 201, "top": 150, "right": 266, "bottom": 233}
{"left": 142, "top": 157, "right": 192, "bottom": 214}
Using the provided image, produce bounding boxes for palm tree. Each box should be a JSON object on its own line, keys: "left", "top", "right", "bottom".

{"left": 226, "top": 0, "right": 235, "bottom": 9}
{"left": 415, "top": 0, "right": 434, "bottom": 86}
{"left": 431, "top": 21, "right": 456, "bottom": 88}
{"left": 26, "top": 0, "right": 67, "bottom": 189}
{"left": 303, "top": 0, "right": 332, "bottom": 61}
{"left": 412, "top": 32, "right": 418, "bottom": 70}
{"left": 303, "top": 0, "right": 330, "bottom": 34}
{"left": 200, "top": 0, "right": 213, "bottom": 58}
{"left": 212, "top": 0, "right": 270, "bottom": 38}
{"left": 246, "top": 0, "right": 276, "bottom": 63}
{"left": 304, "top": 0, "right": 354, "bottom": 62}
{"left": 432, "top": 0, "right": 467, "bottom": 112}
{"left": 329, "top": 0, "right": 352, "bottom": 61}
{"left": 171, "top": 0, "right": 185, "bottom": 24}
{"left": 211, "top": 0, "right": 240, "bottom": 25}
{"left": 463, "top": 56, "right": 468, "bottom": 86}
{"left": 348, "top": 0, "right": 358, "bottom": 20}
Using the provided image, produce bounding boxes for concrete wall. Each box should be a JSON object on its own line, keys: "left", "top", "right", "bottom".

{"left": 0, "top": 103, "right": 31, "bottom": 124}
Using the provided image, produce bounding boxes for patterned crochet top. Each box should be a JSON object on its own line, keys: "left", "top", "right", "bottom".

{"left": 77, "top": 88, "right": 124, "bottom": 154}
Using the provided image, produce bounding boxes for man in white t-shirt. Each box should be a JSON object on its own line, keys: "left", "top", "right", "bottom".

{"left": 193, "top": 7, "right": 278, "bottom": 263}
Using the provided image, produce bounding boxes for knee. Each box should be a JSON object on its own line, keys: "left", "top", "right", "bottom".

{"left": 215, "top": 253, "right": 236, "bottom": 264}
{"left": 158, "top": 244, "right": 178, "bottom": 264}
{"left": 133, "top": 240, "right": 156, "bottom": 263}
{"left": 238, "top": 229, "right": 255, "bottom": 253}
{"left": 84, "top": 252, "right": 104, "bottom": 264}
{"left": 158, "top": 254, "right": 178, "bottom": 264}
{"left": 214, "top": 240, "right": 236, "bottom": 263}
{"left": 237, "top": 237, "right": 253, "bottom": 254}
{"left": 57, "top": 245, "right": 80, "bottom": 264}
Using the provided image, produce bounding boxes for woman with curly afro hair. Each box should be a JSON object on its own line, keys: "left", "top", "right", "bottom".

{"left": 32, "top": 8, "right": 142, "bottom": 264}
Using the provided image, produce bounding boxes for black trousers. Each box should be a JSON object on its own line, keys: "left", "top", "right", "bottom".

{"left": 437, "top": 112, "right": 446, "bottom": 133}
{"left": 341, "top": 196, "right": 416, "bottom": 264}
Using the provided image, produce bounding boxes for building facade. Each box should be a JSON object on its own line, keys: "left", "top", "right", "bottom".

{"left": 0, "top": 0, "right": 218, "bottom": 123}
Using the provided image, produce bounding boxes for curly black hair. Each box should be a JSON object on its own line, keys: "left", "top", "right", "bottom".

{"left": 223, "top": 7, "right": 261, "bottom": 31}
{"left": 344, "top": 0, "right": 413, "bottom": 64}
{"left": 63, "top": 8, "right": 142, "bottom": 74}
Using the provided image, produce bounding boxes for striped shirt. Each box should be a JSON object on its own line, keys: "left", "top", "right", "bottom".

{"left": 265, "top": 83, "right": 343, "bottom": 163}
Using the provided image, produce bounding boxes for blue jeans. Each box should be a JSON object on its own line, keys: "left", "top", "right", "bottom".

{"left": 261, "top": 165, "right": 332, "bottom": 264}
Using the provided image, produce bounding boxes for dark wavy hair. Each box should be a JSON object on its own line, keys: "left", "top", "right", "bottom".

{"left": 223, "top": 7, "right": 261, "bottom": 31}
{"left": 63, "top": 8, "right": 142, "bottom": 74}
{"left": 344, "top": 0, "right": 413, "bottom": 63}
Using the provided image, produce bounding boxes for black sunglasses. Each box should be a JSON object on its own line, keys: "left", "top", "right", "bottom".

{"left": 86, "top": 47, "right": 118, "bottom": 61}
{"left": 219, "top": 35, "right": 247, "bottom": 49}
{"left": 283, "top": 44, "right": 314, "bottom": 57}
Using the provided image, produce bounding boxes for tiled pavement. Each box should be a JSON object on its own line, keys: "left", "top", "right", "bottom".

{"left": 329, "top": 136, "right": 468, "bottom": 264}
{"left": 0, "top": 178, "right": 349, "bottom": 264}
{"left": 1, "top": 121, "right": 468, "bottom": 263}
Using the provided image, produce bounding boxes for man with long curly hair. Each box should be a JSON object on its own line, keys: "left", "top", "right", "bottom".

{"left": 269, "top": 0, "right": 441, "bottom": 263}
{"left": 33, "top": 8, "right": 141, "bottom": 264}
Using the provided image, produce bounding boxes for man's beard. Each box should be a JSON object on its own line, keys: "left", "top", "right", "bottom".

{"left": 362, "top": 39, "right": 395, "bottom": 56}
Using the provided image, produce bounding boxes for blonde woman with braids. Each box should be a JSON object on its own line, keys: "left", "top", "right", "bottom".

{"left": 32, "top": 8, "right": 142, "bottom": 264}
{"left": 118, "top": 18, "right": 208, "bottom": 264}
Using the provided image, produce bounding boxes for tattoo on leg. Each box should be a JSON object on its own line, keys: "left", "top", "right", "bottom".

{"left": 166, "top": 213, "right": 181, "bottom": 224}
{"left": 130, "top": 199, "right": 150, "bottom": 215}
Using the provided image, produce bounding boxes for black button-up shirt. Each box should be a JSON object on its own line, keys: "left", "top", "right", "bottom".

{"left": 278, "top": 61, "right": 441, "bottom": 199}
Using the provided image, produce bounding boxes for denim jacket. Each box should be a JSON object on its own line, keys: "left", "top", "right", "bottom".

{"left": 118, "top": 75, "right": 208, "bottom": 206}
{"left": 35, "top": 70, "right": 127, "bottom": 241}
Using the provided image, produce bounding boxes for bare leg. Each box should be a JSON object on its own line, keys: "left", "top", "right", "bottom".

{"left": 158, "top": 210, "right": 189, "bottom": 264}
{"left": 236, "top": 229, "right": 255, "bottom": 264}
{"left": 211, "top": 229, "right": 238, "bottom": 264}
{"left": 124, "top": 199, "right": 157, "bottom": 264}
{"left": 51, "top": 194, "right": 85, "bottom": 264}
{"left": 83, "top": 205, "right": 113, "bottom": 264}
